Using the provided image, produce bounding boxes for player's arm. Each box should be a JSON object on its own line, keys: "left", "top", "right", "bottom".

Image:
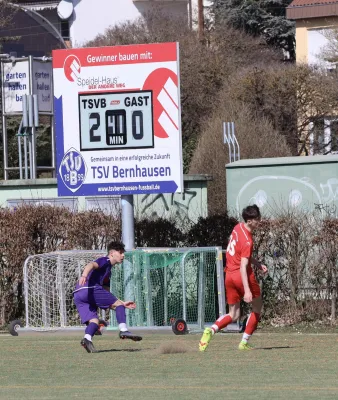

{"left": 240, "top": 257, "right": 252, "bottom": 303}
{"left": 251, "top": 257, "right": 268, "bottom": 274}
{"left": 78, "top": 261, "right": 99, "bottom": 286}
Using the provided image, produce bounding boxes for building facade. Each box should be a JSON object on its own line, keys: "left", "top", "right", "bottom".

{"left": 287, "top": 0, "right": 338, "bottom": 155}
{"left": 287, "top": 0, "right": 338, "bottom": 64}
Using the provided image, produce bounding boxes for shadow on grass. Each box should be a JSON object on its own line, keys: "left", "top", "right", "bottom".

{"left": 255, "top": 346, "right": 296, "bottom": 350}
{"left": 97, "top": 348, "right": 150, "bottom": 353}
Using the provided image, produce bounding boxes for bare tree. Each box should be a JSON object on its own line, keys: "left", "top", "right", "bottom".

{"left": 85, "top": 10, "right": 282, "bottom": 172}
{"left": 221, "top": 64, "right": 338, "bottom": 155}
{"left": 189, "top": 99, "right": 291, "bottom": 214}
{"left": 316, "top": 28, "right": 338, "bottom": 63}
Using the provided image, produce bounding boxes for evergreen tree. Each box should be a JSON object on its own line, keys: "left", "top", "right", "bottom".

{"left": 211, "top": 0, "right": 295, "bottom": 60}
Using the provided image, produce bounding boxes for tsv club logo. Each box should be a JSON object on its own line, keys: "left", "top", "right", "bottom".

{"left": 59, "top": 148, "right": 87, "bottom": 192}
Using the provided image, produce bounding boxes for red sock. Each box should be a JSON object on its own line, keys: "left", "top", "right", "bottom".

{"left": 244, "top": 312, "right": 260, "bottom": 335}
{"left": 212, "top": 314, "right": 232, "bottom": 333}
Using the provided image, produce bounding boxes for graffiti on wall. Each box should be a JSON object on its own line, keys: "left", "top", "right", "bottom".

{"left": 138, "top": 189, "right": 200, "bottom": 225}
{"left": 236, "top": 176, "right": 338, "bottom": 217}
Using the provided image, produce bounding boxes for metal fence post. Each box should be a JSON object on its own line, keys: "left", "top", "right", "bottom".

{"left": 144, "top": 253, "right": 154, "bottom": 326}
{"left": 57, "top": 255, "right": 67, "bottom": 327}
{"left": 41, "top": 258, "right": 50, "bottom": 328}
{"left": 134, "top": 251, "right": 144, "bottom": 326}
{"left": 163, "top": 254, "right": 169, "bottom": 326}
{"left": 23, "top": 257, "right": 31, "bottom": 328}
{"left": 216, "top": 247, "right": 226, "bottom": 317}
{"left": 197, "top": 250, "right": 206, "bottom": 329}
{"left": 181, "top": 251, "right": 189, "bottom": 322}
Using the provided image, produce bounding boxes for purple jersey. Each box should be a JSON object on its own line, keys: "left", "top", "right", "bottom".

{"left": 74, "top": 256, "right": 111, "bottom": 292}
{"left": 87, "top": 256, "right": 112, "bottom": 286}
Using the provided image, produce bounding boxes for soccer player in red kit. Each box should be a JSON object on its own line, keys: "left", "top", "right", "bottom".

{"left": 199, "top": 204, "right": 268, "bottom": 351}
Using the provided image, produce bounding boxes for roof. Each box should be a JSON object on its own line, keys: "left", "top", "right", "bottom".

{"left": 16, "top": 1, "right": 58, "bottom": 10}
{"left": 17, "top": 0, "right": 57, "bottom": 3}
{"left": 226, "top": 155, "right": 338, "bottom": 169}
{"left": 287, "top": 0, "right": 338, "bottom": 19}
{"left": 288, "top": 0, "right": 338, "bottom": 6}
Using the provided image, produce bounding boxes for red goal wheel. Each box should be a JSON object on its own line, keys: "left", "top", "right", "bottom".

{"left": 8, "top": 319, "right": 23, "bottom": 336}
{"left": 172, "top": 318, "right": 188, "bottom": 335}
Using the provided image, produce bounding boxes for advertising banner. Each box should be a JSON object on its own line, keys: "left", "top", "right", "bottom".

{"left": 2, "top": 59, "right": 52, "bottom": 114}
{"left": 52, "top": 43, "right": 183, "bottom": 196}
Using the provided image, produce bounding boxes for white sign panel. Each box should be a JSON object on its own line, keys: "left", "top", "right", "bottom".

{"left": 2, "top": 59, "right": 53, "bottom": 114}
{"left": 52, "top": 43, "right": 183, "bottom": 196}
{"left": 32, "top": 60, "right": 53, "bottom": 113}
{"left": 2, "top": 60, "right": 30, "bottom": 113}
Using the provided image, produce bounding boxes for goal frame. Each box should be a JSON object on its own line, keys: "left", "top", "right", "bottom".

{"left": 11, "top": 247, "right": 240, "bottom": 335}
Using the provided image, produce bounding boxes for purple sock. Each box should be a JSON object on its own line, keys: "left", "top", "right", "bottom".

{"left": 115, "top": 305, "right": 126, "bottom": 324}
{"left": 85, "top": 322, "right": 99, "bottom": 337}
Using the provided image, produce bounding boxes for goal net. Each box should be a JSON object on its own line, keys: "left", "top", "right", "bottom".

{"left": 23, "top": 247, "right": 225, "bottom": 331}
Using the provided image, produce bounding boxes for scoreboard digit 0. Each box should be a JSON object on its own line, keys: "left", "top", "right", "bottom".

{"left": 79, "top": 90, "right": 154, "bottom": 151}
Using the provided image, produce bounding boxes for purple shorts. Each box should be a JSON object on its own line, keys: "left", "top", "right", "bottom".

{"left": 73, "top": 286, "right": 118, "bottom": 324}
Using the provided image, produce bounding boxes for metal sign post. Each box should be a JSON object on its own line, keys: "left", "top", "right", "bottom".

{"left": 17, "top": 94, "right": 40, "bottom": 179}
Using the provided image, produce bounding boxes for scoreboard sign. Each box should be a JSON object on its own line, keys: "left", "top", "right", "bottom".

{"left": 52, "top": 43, "right": 183, "bottom": 196}
{"left": 79, "top": 91, "right": 154, "bottom": 150}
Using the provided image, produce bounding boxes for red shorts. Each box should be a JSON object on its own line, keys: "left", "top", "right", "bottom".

{"left": 225, "top": 269, "right": 261, "bottom": 305}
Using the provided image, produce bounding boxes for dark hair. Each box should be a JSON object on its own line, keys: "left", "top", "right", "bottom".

{"left": 107, "top": 241, "right": 125, "bottom": 253}
{"left": 242, "top": 204, "right": 261, "bottom": 222}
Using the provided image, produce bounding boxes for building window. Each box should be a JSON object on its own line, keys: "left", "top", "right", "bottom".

{"left": 60, "top": 20, "right": 70, "bottom": 40}
{"left": 329, "top": 119, "right": 338, "bottom": 153}
{"left": 310, "top": 119, "right": 325, "bottom": 155}
{"left": 310, "top": 118, "right": 338, "bottom": 155}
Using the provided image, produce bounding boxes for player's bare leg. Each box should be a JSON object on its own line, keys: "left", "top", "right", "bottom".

{"left": 81, "top": 318, "right": 99, "bottom": 353}
{"left": 239, "top": 296, "right": 262, "bottom": 350}
{"left": 110, "top": 300, "right": 142, "bottom": 342}
{"left": 199, "top": 303, "right": 240, "bottom": 351}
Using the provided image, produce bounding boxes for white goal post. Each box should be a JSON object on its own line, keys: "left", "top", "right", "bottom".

{"left": 13, "top": 247, "right": 235, "bottom": 334}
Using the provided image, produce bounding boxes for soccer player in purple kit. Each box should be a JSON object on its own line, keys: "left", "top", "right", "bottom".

{"left": 73, "top": 241, "right": 142, "bottom": 353}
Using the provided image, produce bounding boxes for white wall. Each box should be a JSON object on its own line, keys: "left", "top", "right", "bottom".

{"left": 70, "top": 0, "right": 188, "bottom": 46}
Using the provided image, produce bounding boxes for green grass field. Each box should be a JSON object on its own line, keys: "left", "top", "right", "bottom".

{"left": 0, "top": 331, "right": 337, "bottom": 400}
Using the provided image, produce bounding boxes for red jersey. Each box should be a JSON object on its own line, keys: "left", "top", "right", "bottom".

{"left": 226, "top": 223, "right": 253, "bottom": 273}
